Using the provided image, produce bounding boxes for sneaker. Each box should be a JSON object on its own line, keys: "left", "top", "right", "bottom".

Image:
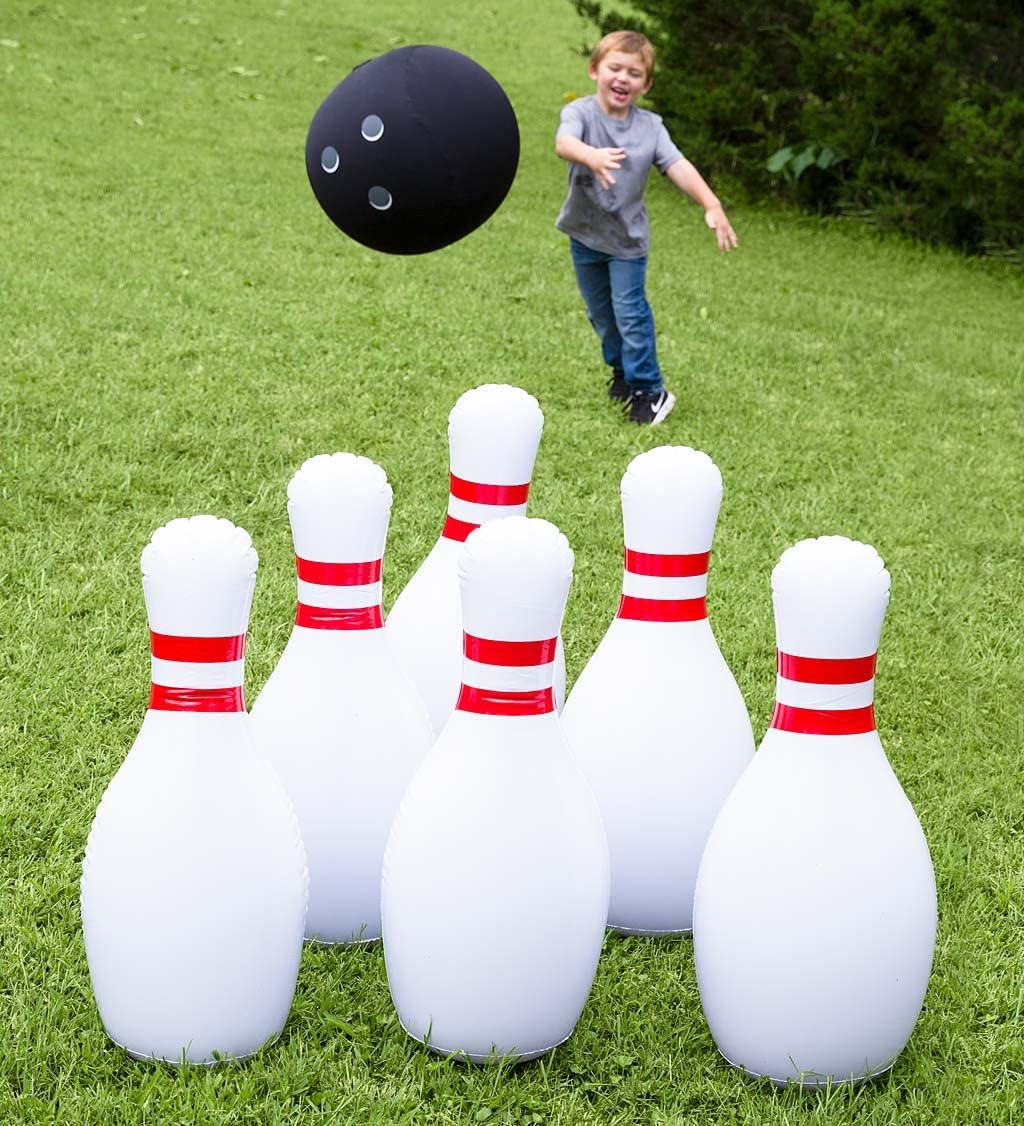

{"left": 629, "top": 387, "right": 676, "bottom": 425}
{"left": 607, "top": 369, "right": 630, "bottom": 403}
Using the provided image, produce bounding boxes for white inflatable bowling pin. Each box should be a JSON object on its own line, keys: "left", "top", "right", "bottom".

{"left": 561, "top": 446, "right": 754, "bottom": 934}
{"left": 250, "top": 454, "right": 433, "bottom": 944}
{"left": 382, "top": 517, "right": 609, "bottom": 1062}
{"left": 81, "top": 516, "right": 308, "bottom": 1064}
{"left": 693, "top": 536, "right": 937, "bottom": 1086}
{"left": 386, "top": 385, "right": 565, "bottom": 733}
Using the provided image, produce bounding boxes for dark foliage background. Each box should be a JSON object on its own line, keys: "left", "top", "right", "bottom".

{"left": 573, "top": 0, "right": 1024, "bottom": 263}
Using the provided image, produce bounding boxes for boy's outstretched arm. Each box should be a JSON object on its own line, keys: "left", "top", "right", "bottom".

{"left": 665, "top": 158, "right": 738, "bottom": 251}
{"left": 556, "top": 134, "right": 625, "bottom": 190}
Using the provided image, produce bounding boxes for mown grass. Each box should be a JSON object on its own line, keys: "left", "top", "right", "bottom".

{"left": 2, "top": 0, "right": 1023, "bottom": 1123}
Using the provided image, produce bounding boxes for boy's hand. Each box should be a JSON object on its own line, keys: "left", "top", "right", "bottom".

{"left": 705, "top": 205, "right": 738, "bottom": 251}
{"left": 588, "top": 147, "right": 626, "bottom": 189}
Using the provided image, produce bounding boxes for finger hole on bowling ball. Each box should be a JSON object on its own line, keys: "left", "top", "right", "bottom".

{"left": 368, "top": 186, "right": 392, "bottom": 211}
{"left": 360, "top": 114, "right": 384, "bottom": 142}
{"left": 320, "top": 146, "right": 340, "bottom": 174}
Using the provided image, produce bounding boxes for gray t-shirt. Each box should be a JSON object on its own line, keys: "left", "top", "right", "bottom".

{"left": 555, "top": 95, "right": 683, "bottom": 258}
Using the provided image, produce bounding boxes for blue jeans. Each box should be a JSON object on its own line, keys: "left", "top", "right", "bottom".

{"left": 569, "top": 238, "right": 662, "bottom": 392}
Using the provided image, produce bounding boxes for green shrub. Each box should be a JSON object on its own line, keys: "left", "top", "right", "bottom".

{"left": 573, "top": 0, "right": 1024, "bottom": 262}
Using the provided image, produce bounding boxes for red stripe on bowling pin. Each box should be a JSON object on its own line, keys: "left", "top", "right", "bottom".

{"left": 294, "top": 554, "right": 384, "bottom": 631}
{"left": 769, "top": 703, "right": 876, "bottom": 735}
{"left": 295, "top": 557, "right": 382, "bottom": 586}
{"left": 150, "top": 685, "right": 245, "bottom": 712}
{"left": 442, "top": 474, "right": 531, "bottom": 542}
{"left": 456, "top": 685, "right": 555, "bottom": 716}
{"left": 623, "top": 549, "right": 711, "bottom": 577}
{"left": 456, "top": 632, "right": 556, "bottom": 716}
{"left": 771, "top": 648, "right": 877, "bottom": 735}
{"left": 448, "top": 475, "right": 530, "bottom": 506}
{"left": 463, "top": 635, "right": 558, "bottom": 667}
{"left": 616, "top": 548, "right": 710, "bottom": 622}
{"left": 617, "top": 594, "right": 708, "bottom": 622}
{"left": 149, "top": 631, "right": 247, "bottom": 713}
{"left": 295, "top": 604, "right": 384, "bottom": 630}
{"left": 441, "top": 515, "right": 480, "bottom": 543}
{"left": 150, "top": 632, "right": 246, "bottom": 663}
{"left": 776, "top": 652, "right": 877, "bottom": 684}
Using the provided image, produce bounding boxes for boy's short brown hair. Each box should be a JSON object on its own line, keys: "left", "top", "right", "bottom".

{"left": 590, "top": 30, "right": 655, "bottom": 81}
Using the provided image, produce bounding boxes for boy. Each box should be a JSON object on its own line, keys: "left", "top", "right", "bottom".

{"left": 555, "top": 30, "right": 738, "bottom": 425}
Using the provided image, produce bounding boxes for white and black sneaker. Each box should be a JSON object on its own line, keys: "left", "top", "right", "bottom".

{"left": 629, "top": 387, "right": 676, "bottom": 425}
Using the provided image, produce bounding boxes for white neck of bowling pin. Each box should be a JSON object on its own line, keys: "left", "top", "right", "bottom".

{"left": 287, "top": 453, "right": 390, "bottom": 631}
{"left": 141, "top": 515, "right": 257, "bottom": 713}
{"left": 769, "top": 535, "right": 890, "bottom": 736}
{"left": 441, "top": 384, "right": 543, "bottom": 544}
{"left": 617, "top": 446, "right": 721, "bottom": 623}
{"left": 455, "top": 517, "right": 571, "bottom": 717}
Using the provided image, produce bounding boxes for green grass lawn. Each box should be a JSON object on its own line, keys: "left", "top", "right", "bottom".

{"left": 2, "top": 0, "right": 1023, "bottom": 1122}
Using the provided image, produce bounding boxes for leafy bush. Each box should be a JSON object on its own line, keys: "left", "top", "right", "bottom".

{"left": 573, "top": 0, "right": 1024, "bottom": 262}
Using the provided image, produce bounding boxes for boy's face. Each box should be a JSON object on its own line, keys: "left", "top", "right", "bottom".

{"left": 589, "top": 50, "right": 651, "bottom": 118}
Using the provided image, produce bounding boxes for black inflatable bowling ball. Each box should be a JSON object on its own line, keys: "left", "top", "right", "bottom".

{"left": 305, "top": 45, "right": 520, "bottom": 256}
